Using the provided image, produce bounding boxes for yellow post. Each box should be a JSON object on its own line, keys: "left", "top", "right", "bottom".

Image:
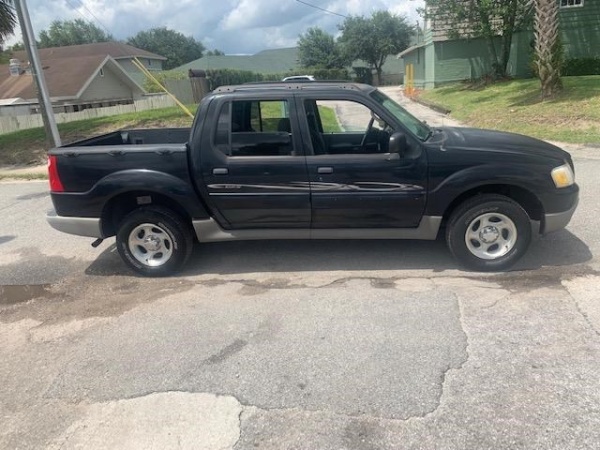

{"left": 405, "top": 64, "right": 415, "bottom": 97}
{"left": 132, "top": 57, "right": 194, "bottom": 119}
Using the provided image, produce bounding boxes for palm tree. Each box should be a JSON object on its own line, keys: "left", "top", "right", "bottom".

{"left": 534, "top": 0, "right": 562, "bottom": 99}
{"left": 0, "top": 0, "right": 16, "bottom": 45}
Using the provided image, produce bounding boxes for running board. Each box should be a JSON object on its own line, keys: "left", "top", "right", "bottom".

{"left": 192, "top": 216, "right": 443, "bottom": 243}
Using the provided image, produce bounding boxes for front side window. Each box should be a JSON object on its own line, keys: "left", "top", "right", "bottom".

{"left": 304, "top": 99, "right": 392, "bottom": 155}
{"left": 315, "top": 100, "right": 382, "bottom": 133}
{"left": 214, "top": 99, "right": 294, "bottom": 157}
{"left": 370, "top": 90, "right": 431, "bottom": 140}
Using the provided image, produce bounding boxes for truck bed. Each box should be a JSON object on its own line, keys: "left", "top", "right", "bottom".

{"left": 60, "top": 128, "right": 191, "bottom": 147}
{"left": 49, "top": 128, "right": 196, "bottom": 217}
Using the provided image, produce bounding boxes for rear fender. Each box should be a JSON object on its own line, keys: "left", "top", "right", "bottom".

{"left": 98, "top": 169, "right": 209, "bottom": 213}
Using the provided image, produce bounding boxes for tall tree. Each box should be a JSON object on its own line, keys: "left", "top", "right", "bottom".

{"left": 206, "top": 49, "right": 225, "bottom": 56}
{"left": 38, "top": 19, "right": 112, "bottom": 48}
{"left": 127, "top": 27, "right": 204, "bottom": 70}
{"left": 421, "top": 0, "right": 533, "bottom": 78}
{"left": 0, "top": 0, "right": 16, "bottom": 45}
{"left": 8, "top": 40, "right": 23, "bottom": 51}
{"left": 297, "top": 27, "right": 346, "bottom": 69}
{"left": 533, "top": 0, "right": 562, "bottom": 99}
{"left": 338, "top": 11, "right": 413, "bottom": 85}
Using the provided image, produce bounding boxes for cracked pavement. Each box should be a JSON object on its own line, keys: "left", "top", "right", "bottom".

{"left": 1, "top": 95, "right": 600, "bottom": 449}
{"left": 2, "top": 267, "right": 600, "bottom": 449}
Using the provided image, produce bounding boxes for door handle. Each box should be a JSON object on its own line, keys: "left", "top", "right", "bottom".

{"left": 317, "top": 167, "right": 333, "bottom": 174}
{"left": 213, "top": 168, "right": 229, "bottom": 175}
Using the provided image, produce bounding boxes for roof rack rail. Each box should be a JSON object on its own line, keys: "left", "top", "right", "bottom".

{"left": 213, "top": 81, "right": 368, "bottom": 94}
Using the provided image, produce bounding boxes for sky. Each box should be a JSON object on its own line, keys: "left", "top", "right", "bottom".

{"left": 7, "top": 0, "right": 425, "bottom": 54}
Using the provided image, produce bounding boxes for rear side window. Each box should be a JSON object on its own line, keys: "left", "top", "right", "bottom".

{"left": 214, "top": 100, "right": 295, "bottom": 157}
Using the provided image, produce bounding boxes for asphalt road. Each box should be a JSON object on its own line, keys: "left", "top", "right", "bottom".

{"left": 2, "top": 123, "right": 600, "bottom": 447}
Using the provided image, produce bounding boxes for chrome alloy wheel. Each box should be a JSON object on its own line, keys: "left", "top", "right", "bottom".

{"left": 128, "top": 223, "right": 174, "bottom": 267}
{"left": 464, "top": 212, "right": 518, "bottom": 260}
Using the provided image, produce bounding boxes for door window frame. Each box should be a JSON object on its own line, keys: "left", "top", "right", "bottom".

{"left": 209, "top": 96, "right": 305, "bottom": 159}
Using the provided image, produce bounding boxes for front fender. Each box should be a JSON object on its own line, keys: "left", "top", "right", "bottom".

{"left": 426, "top": 164, "right": 551, "bottom": 216}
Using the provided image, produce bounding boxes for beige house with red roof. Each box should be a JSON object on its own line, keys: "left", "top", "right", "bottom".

{"left": 0, "top": 42, "right": 166, "bottom": 115}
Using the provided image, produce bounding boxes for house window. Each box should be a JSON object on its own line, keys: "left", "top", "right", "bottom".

{"left": 99, "top": 68, "right": 104, "bottom": 77}
{"left": 147, "top": 59, "right": 152, "bottom": 66}
{"left": 560, "top": 0, "right": 583, "bottom": 7}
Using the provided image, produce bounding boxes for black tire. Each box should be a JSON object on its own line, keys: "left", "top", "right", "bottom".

{"left": 116, "top": 206, "right": 193, "bottom": 276}
{"left": 446, "top": 194, "right": 532, "bottom": 271}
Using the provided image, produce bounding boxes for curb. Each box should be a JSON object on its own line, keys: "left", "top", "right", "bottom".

{"left": 410, "top": 96, "right": 452, "bottom": 115}
{"left": 0, "top": 163, "right": 48, "bottom": 182}
{"left": 0, "top": 173, "right": 48, "bottom": 182}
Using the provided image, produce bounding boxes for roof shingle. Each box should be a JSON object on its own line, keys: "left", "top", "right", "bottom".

{"left": 11, "top": 42, "right": 166, "bottom": 62}
{"left": 0, "top": 55, "right": 139, "bottom": 101}
{"left": 1, "top": 42, "right": 160, "bottom": 101}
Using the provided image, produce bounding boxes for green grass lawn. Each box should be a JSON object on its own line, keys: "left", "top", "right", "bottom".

{"left": 0, "top": 106, "right": 196, "bottom": 166}
{"left": 418, "top": 76, "right": 600, "bottom": 144}
{"left": 0, "top": 101, "right": 342, "bottom": 167}
{"left": 260, "top": 101, "right": 341, "bottom": 132}
{"left": 318, "top": 105, "right": 342, "bottom": 133}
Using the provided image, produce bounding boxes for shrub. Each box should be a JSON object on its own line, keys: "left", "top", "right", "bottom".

{"left": 205, "top": 69, "right": 265, "bottom": 89}
{"left": 562, "top": 58, "right": 600, "bottom": 77}
{"left": 143, "top": 68, "right": 353, "bottom": 92}
{"left": 352, "top": 67, "right": 373, "bottom": 85}
{"left": 143, "top": 71, "right": 187, "bottom": 93}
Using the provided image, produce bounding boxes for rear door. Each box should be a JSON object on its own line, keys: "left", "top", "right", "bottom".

{"left": 199, "top": 95, "right": 310, "bottom": 229}
{"left": 301, "top": 97, "right": 427, "bottom": 229}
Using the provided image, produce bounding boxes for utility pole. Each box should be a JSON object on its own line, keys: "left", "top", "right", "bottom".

{"left": 13, "top": 0, "right": 61, "bottom": 147}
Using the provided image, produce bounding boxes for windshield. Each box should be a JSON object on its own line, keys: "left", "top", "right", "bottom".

{"left": 370, "top": 90, "right": 431, "bottom": 141}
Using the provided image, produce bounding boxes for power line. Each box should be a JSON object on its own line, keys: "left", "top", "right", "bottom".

{"left": 63, "top": 0, "right": 130, "bottom": 58}
{"left": 294, "top": 0, "right": 348, "bottom": 18}
{"left": 63, "top": 0, "right": 113, "bottom": 37}
{"left": 63, "top": 0, "right": 94, "bottom": 23}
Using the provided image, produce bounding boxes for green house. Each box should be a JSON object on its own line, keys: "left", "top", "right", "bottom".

{"left": 400, "top": 0, "right": 600, "bottom": 89}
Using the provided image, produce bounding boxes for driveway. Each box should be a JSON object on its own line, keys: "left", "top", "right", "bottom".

{"left": 379, "top": 86, "right": 464, "bottom": 128}
{"left": 1, "top": 94, "right": 599, "bottom": 449}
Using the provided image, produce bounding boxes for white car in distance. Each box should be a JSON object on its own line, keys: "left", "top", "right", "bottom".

{"left": 282, "top": 75, "right": 315, "bottom": 82}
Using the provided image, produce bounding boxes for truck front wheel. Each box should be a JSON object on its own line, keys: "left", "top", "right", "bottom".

{"left": 116, "top": 206, "right": 193, "bottom": 276}
{"left": 446, "top": 194, "right": 532, "bottom": 271}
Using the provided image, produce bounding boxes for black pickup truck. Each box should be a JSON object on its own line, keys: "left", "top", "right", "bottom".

{"left": 47, "top": 82, "right": 579, "bottom": 276}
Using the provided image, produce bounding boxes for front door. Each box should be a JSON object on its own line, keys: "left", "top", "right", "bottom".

{"left": 201, "top": 97, "right": 310, "bottom": 229}
{"left": 302, "top": 98, "right": 427, "bottom": 229}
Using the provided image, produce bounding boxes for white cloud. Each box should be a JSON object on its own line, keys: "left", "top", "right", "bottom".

{"left": 5, "top": 0, "right": 424, "bottom": 54}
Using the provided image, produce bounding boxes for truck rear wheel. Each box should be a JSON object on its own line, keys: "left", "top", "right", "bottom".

{"left": 446, "top": 194, "right": 532, "bottom": 271}
{"left": 116, "top": 206, "right": 193, "bottom": 276}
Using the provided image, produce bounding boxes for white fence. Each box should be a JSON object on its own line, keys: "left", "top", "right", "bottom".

{"left": 0, "top": 96, "right": 177, "bottom": 135}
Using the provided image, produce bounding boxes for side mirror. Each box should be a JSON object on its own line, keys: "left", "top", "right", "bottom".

{"left": 389, "top": 132, "right": 408, "bottom": 156}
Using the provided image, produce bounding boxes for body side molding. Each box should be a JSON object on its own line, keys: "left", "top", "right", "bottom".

{"left": 192, "top": 216, "right": 443, "bottom": 243}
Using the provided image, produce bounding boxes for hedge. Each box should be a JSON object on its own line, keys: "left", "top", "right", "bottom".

{"left": 143, "top": 67, "right": 355, "bottom": 93}
{"left": 562, "top": 58, "right": 600, "bottom": 77}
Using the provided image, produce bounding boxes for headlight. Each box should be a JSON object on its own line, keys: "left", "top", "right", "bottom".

{"left": 551, "top": 163, "right": 575, "bottom": 188}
